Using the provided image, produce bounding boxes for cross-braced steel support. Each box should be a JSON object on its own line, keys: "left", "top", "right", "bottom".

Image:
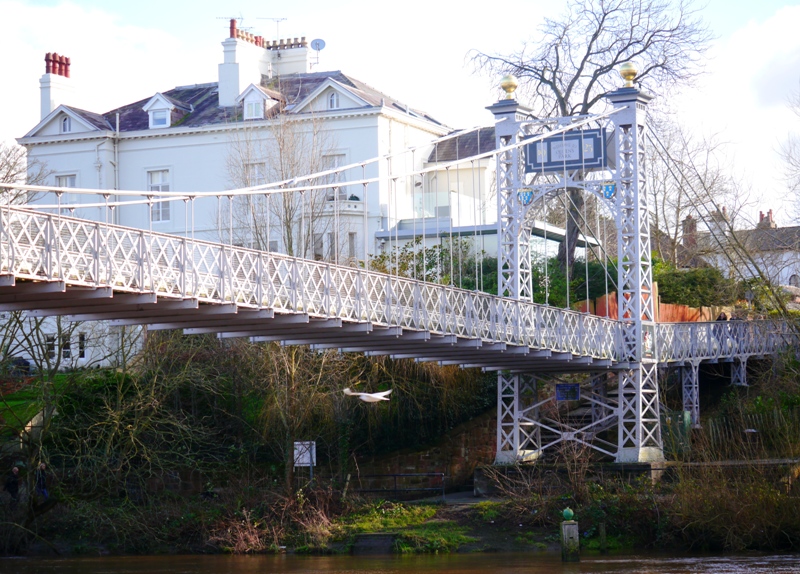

{"left": 681, "top": 361, "right": 701, "bottom": 428}
{"left": 607, "top": 86, "right": 663, "bottom": 462}
{"left": 489, "top": 81, "right": 664, "bottom": 463}
{"left": 495, "top": 373, "right": 540, "bottom": 463}
{"left": 732, "top": 356, "right": 748, "bottom": 386}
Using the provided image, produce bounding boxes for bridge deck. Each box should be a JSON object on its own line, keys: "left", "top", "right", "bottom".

{"left": 0, "top": 207, "right": 791, "bottom": 371}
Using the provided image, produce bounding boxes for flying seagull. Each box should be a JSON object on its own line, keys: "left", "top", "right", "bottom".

{"left": 343, "top": 388, "right": 392, "bottom": 402}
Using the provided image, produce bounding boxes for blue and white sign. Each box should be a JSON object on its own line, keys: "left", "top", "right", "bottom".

{"left": 603, "top": 182, "right": 616, "bottom": 199}
{"left": 525, "top": 128, "right": 607, "bottom": 174}
{"left": 555, "top": 383, "right": 581, "bottom": 402}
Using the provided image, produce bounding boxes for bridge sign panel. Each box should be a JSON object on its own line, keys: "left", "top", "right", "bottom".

{"left": 525, "top": 128, "right": 607, "bottom": 173}
{"left": 556, "top": 383, "right": 581, "bottom": 402}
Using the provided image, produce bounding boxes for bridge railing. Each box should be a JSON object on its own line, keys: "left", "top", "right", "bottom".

{"left": 0, "top": 207, "right": 621, "bottom": 360}
{"left": 656, "top": 320, "right": 796, "bottom": 363}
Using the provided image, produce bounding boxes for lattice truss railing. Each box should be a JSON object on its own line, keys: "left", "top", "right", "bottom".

{"left": 0, "top": 207, "right": 621, "bottom": 359}
{"left": 656, "top": 321, "right": 795, "bottom": 362}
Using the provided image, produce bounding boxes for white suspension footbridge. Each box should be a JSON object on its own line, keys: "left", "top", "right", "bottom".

{"left": 3, "top": 71, "right": 796, "bottom": 464}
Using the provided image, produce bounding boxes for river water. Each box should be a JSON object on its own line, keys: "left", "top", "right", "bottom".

{"left": 0, "top": 553, "right": 798, "bottom": 573}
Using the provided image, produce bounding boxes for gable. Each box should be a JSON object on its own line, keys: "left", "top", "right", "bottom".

{"left": 291, "top": 79, "right": 372, "bottom": 114}
{"left": 23, "top": 106, "right": 104, "bottom": 138}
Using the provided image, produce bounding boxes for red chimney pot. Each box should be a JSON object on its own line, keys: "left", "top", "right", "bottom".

{"left": 230, "top": 18, "right": 237, "bottom": 38}
{"left": 64, "top": 56, "right": 71, "bottom": 78}
{"left": 45, "top": 53, "right": 52, "bottom": 74}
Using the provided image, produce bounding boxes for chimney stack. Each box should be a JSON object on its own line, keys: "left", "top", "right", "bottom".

{"left": 40, "top": 52, "right": 73, "bottom": 120}
{"left": 757, "top": 208, "right": 777, "bottom": 229}
{"left": 682, "top": 215, "right": 697, "bottom": 248}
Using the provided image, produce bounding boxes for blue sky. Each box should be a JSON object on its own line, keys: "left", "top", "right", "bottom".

{"left": 3, "top": 0, "right": 800, "bottom": 222}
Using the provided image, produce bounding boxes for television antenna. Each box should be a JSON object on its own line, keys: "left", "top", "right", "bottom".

{"left": 257, "top": 17, "right": 287, "bottom": 41}
{"left": 310, "top": 38, "right": 326, "bottom": 67}
{"left": 216, "top": 15, "right": 254, "bottom": 32}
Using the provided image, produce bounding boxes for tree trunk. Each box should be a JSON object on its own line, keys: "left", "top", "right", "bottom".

{"left": 556, "top": 187, "right": 584, "bottom": 273}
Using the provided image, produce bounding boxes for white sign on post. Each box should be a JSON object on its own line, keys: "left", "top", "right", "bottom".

{"left": 293, "top": 441, "right": 316, "bottom": 467}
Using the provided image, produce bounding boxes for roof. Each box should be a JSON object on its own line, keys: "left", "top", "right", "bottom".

{"left": 734, "top": 226, "right": 800, "bottom": 252}
{"left": 427, "top": 127, "right": 495, "bottom": 162}
{"left": 68, "top": 106, "right": 113, "bottom": 130}
{"left": 57, "top": 71, "right": 442, "bottom": 134}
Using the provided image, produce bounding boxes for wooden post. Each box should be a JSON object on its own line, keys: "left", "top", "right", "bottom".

{"left": 599, "top": 522, "right": 607, "bottom": 553}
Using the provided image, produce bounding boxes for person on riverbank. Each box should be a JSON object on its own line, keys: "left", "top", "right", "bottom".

{"left": 35, "top": 462, "right": 48, "bottom": 500}
{"left": 4, "top": 466, "right": 19, "bottom": 508}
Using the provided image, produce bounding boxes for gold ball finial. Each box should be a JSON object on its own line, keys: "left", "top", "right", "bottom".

{"left": 619, "top": 62, "right": 637, "bottom": 88}
{"left": 500, "top": 74, "right": 518, "bottom": 100}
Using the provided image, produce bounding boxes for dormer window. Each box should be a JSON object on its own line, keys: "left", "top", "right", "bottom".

{"left": 142, "top": 93, "right": 183, "bottom": 130}
{"left": 60, "top": 116, "right": 71, "bottom": 133}
{"left": 328, "top": 92, "right": 340, "bottom": 110}
{"left": 150, "top": 110, "right": 169, "bottom": 128}
{"left": 244, "top": 100, "right": 264, "bottom": 120}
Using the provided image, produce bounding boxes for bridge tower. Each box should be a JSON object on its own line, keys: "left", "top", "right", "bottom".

{"left": 490, "top": 67, "right": 663, "bottom": 463}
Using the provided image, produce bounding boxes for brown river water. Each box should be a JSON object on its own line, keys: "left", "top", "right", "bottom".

{"left": 0, "top": 553, "right": 798, "bottom": 573}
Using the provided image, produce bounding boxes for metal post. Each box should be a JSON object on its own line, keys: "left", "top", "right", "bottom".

{"left": 681, "top": 361, "right": 701, "bottom": 428}
{"left": 732, "top": 357, "right": 748, "bottom": 387}
{"left": 607, "top": 77, "right": 663, "bottom": 463}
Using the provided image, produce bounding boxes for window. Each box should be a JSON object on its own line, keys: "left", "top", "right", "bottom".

{"left": 268, "top": 240, "right": 278, "bottom": 253}
{"left": 78, "top": 333, "right": 86, "bottom": 359}
{"left": 148, "top": 170, "right": 171, "bottom": 222}
{"left": 323, "top": 154, "right": 347, "bottom": 200}
{"left": 246, "top": 163, "right": 266, "bottom": 186}
{"left": 150, "top": 109, "right": 169, "bottom": 128}
{"left": 328, "top": 92, "right": 340, "bottom": 110}
{"left": 244, "top": 100, "right": 264, "bottom": 120}
{"left": 328, "top": 231, "right": 336, "bottom": 259}
{"left": 790, "top": 274, "right": 800, "bottom": 287}
{"left": 60, "top": 115, "right": 71, "bottom": 133}
{"left": 313, "top": 234, "right": 324, "bottom": 260}
{"left": 46, "top": 335, "right": 56, "bottom": 360}
{"left": 348, "top": 232, "right": 357, "bottom": 259}
{"left": 56, "top": 174, "right": 76, "bottom": 188}
{"left": 61, "top": 335, "right": 71, "bottom": 359}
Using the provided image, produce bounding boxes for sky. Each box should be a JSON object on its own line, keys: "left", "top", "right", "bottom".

{"left": 1, "top": 0, "right": 799, "bottom": 224}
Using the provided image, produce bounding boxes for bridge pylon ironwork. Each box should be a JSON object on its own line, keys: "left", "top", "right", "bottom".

{"left": 490, "top": 74, "right": 663, "bottom": 464}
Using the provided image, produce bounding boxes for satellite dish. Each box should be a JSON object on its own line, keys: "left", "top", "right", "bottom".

{"left": 310, "top": 38, "right": 326, "bottom": 51}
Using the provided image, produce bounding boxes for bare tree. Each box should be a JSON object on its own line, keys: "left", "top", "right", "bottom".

{"left": 781, "top": 86, "right": 800, "bottom": 221}
{"left": 0, "top": 142, "right": 51, "bottom": 202}
{"left": 472, "top": 0, "right": 710, "bottom": 271}
{"left": 225, "top": 109, "right": 358, "bottom": 262}
{"left": 648, "top": 117, "right": 745, "bottom": 267}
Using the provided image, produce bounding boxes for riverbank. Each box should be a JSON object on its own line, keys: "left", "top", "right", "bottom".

{"left": 6, "top": 461, "right": 800, "bottom": 557}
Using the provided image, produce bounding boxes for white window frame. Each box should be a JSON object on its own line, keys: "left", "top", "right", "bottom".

{"left": 78, "top": 332, "right": 86, "bottom": 359}
{"left": 328, "top": 92, "right": 340, "bottom": 110}
{"left": 147, "top": 169, "right": 171, "bottom": 223}
{"left": 244, "top": 100, "right": 264, "bottom": 120}
{"left": 60, "top": 115, "right": 72, "bottom": 133}
{"left": 246, "top": 162, "right": 266, "bottom": 186}
{"left": 45, "top": 335, "right": 56, "bottom": 360}
{"left": 348, "top": 232, "right": 357, "bottom": 259}
{"left": 55, "top": 174, "right": 77, "bottom": 188}
{"left": 149, "top": 109, "right": 169, "bottom": 129}
{"left": 323, "top": 154, "right": 347, "bottom": 200}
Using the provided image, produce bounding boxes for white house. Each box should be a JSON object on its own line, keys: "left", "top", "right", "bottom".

{"left": 18, "top": 21, "right": 459, "bottom": 264}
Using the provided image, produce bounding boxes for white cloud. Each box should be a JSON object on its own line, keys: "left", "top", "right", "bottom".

{"left": 673, "top": 5, "right": 800, "bottom": 223}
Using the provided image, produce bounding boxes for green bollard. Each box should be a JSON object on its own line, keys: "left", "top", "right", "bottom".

{"left": 560, "top": 507, "right": 580, "bottom": 562}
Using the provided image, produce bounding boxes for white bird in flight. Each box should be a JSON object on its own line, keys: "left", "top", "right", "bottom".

{"left": 343, "top": 388, "right": 392, "bottom": 402}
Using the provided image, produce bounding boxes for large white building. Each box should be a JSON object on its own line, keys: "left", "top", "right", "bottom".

{"left": 17, "top": 21, "right": 475, "bottom": 264}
